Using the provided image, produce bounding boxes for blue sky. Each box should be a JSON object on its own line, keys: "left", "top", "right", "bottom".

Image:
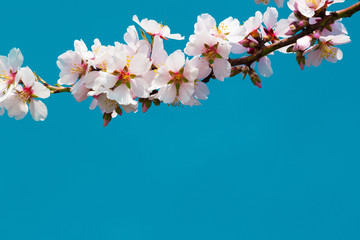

{"left": 1, "top": 0, "right": 360, "bottom": 239}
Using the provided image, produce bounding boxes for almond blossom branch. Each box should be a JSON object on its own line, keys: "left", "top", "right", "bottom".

{"left": 229, "top": 1, "right": 360, "bottom": 67}
{"left": 1, "top": 1, "right": 359, "bottom": 125}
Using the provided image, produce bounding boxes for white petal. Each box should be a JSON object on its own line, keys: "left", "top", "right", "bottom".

{"left": 58, "top": 73, "right": 78, "bottom": 85}
{"left": 29, "top": 99, "right": 48, "bottom": 121}
{"left": 151, "top": 67, "right": 171, "bottom": 89}
{"left": 89, "top": 98, "right": 98, "bottom": 110}
{"left": 107, "top": 84, "right": 136, "bottom": 105}
{"left": 189, "top": 56, "right": 211, "bottom": 79}
{"left": 178, "top": 83, "right": 194, "bottom": 104}
{"left": 72, "top": 84, "right": 89, "bottom": 102}
{"left": 217, "top": 42, "right": 231, "bottom": 59}
{"left": 0, "top": 56, "right": 10, "bottom": 73}
{"left": 306, "top": 50, "right": 322, "bottom": 67}
{"left": 194, "top": 82, "right": 209, "bottom": 100}
{"left": 131, "top": 78, "right": 149, "bottom": 98}
{"left": 263, "top": 7, "right": 278, "bottom": 30}
{"left": 157, "top": 84, "right": 176, "bottom": 103}
{"left": 230, "top": 42, "right": 248, "bottom": 54}
{"left": 32, "top": 82, "right": 50, "bottom": 99}
{"left": 274, "top": 19, "right": 290, "bottom": 38}
{"left": 19, "top": 67, "right": 35, "bottom": 87}
{"left": 166, "top": 50, "right": 185, "bottom": 72}
{"left": 183, "top": 60, "right": 199, "bottom": 82}
{"left": 132, "top": 15, "right": 141, "bottom": 26}
{"left": 129, "top": 53, "right": 151, "bottom": 75}
{"left": 195, "top": 14, "right": 216, "bottom": 33}
{"left": 124, "top": 25, "right": 139, "bottom": 46}
{"left": 152, "top": 36, "right": 168, "bottom": 67}
{"left": 121, "top": 102, "right": 138, "bottom": 113}
{"left": 336, "top": 48, "right": 343, "bottom": 61}
{"left": 213, "top": 58, "right": 231, "bottom": 81}
{"left": 5, "top": 94, "right": 28, "bottom": 120}
{"left": 166, "top": 34, "right": 185, "bottom": 40}
{"left": 258, "top": 56, "right": 273, "bottom": 77}
{"left": 8, "top": 48, "right": 23, "bottom": 71}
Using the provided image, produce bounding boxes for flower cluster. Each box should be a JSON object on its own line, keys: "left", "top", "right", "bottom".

{"left": 56, "top": 16, "right": 213, "bottom": 126}
{"left": 0, "top": 0, "right": 356, "bottom": 125}
{"left": 0, "top": 49, "right": 50, "bottom": 121}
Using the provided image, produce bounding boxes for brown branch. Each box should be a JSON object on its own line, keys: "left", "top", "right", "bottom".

{"left": 34, "top": 72, "right": 71, "bottom": 94}
{"left": 228, "top": 1, "right": 360, "bottom": 67}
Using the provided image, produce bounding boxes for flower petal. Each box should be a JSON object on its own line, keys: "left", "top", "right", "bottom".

{"left": 29, "top": 99, "right": 48, "bottom": 121}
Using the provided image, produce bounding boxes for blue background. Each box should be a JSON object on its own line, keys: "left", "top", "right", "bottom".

{"left": 1, "top": 0, "right": 359, "bottom": 239}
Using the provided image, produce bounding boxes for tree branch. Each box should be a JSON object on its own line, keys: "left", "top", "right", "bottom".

{"left": 228, "top": 1, "right": 360, "bottom": 67}
{"left": 34, "top": 72, "right": 71, "bottom": 94}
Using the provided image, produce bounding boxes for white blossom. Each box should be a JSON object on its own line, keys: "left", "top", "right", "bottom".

{"left": 4, "top": 67, "right": 50, "bottom": 121}
{"left": 152, "top": 50, "right": 199, "bottom": 105}
{"left": 0, "top": 48, "right": 23, "bottom": 102}
{"left": 133, "top": 15, "right": 184, "bottom": 40}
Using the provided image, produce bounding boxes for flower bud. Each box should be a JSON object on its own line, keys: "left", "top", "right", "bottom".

{"left": 239, "top": 39, "right": 251, "bottom": 48}
{"left": 299, "top": 20, "right": 309, "bottom": 28}
{"left": 249, "top": 41, "right": 258, "bottom": 49}
{"left": 142, "top": 100, "right": 152, "bottom": 113}
{"left": 103, "top": 113, "right": 112, "bottom": 127}
{"left": 249, "top": 69, "right": 261, "bottom": 88}
{"left": 250, "top": 30, "right": 260, "bottom": 39}
{"left": 296, "top": 52, "right": 305, "bottom": 70}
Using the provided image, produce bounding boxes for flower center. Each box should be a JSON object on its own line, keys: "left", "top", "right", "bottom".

{"left": 70, "top": 62, "right": 87, "bottom": 76}
{"left": 168, "top": 69, "right": 189, "bottom": 96}
{"left": 264, "top": 28, "right": 277, "bottom": 42}
{"left": 114, "top": 66, "right": 135, "bottom": 89}
{"left": 202, "top": 43, "right": 220, "bottom": 64}
{"left": 319, "top": 42, "right": 337, "bottom": 59}
{"left": 211, "top": 23, "right": 229, "bottom": 40}
{"left": 0, "top": 71, "right": 16, "bottom": 88}
{"left": 17, "top": 87, "right": 33, "bottom": 103}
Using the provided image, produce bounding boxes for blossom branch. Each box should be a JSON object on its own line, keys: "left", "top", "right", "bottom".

{"left": 229, "top": 1, "right": 360, "bottom": 67}
{"left": 0, "top": 1, "right": 358, "bottom": 124}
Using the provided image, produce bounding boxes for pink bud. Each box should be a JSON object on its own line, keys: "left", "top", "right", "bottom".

{"left": 239, "top": 39, "right": 250, "bottom": 48}
{"left": 103, "top": 119, "right": 111, "bottom": 127}
{"left": 299, "top": 61, "right": 305, "bottom": 70}
{"left": 256, "top": 82, "right": 262, "bottom": 88}
{"left": 142, "top": 104, "right": 149, "bottom": 113}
